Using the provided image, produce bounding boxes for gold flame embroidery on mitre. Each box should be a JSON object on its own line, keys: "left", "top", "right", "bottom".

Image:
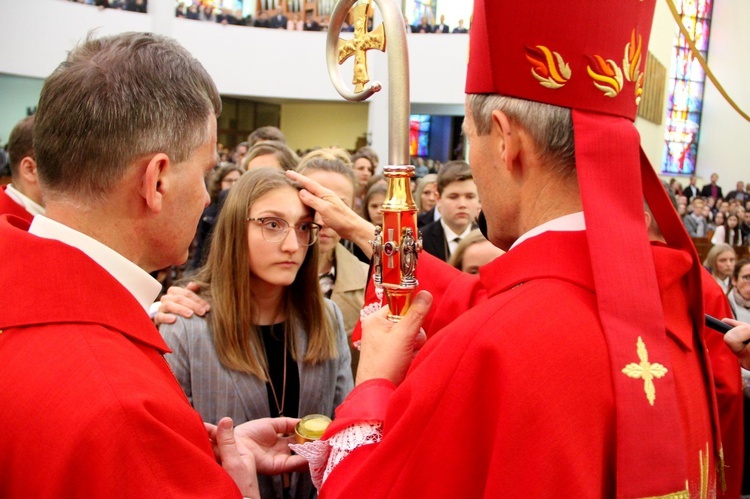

{"left": 623, "top": 29, "right": 645, "bottom": 105}
{"left": 587, "top": 54, "right": 624, "bottom": 98}
{"left": 525, "top": 45, "right": 571, "bottom": 89}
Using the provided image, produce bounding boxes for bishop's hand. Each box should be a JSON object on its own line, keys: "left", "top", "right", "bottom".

{"left": 356, "top": 290, "right": 432, "bottom": 386}
{"left": 286, "top": 170, "right": 375, "bottom": 258}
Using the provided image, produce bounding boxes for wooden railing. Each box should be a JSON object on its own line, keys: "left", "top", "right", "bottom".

{"left": 691, "top": 236, "right": 748, "bottom": 263}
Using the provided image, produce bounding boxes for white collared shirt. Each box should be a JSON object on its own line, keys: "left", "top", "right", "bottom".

{"left": 510, "top": 211, "right": 586, "bottom": 250}
{"left": 5, "top": 184, "right": 45, "bottom": 217}
{"left": 29, "top": 215, "right": 162, "bottom": 312}
{"left": 433, "top": 207, "right": 442, "bottom": 223}
{"left": 441, "top": 218, "right": 474, "bottom": 256}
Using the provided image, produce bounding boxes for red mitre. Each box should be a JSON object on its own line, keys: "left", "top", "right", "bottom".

{"left": 467, "top": 1, "right": 721, "bottom": 497}
{"left": 466, "top": 0, "right": 652, "bottom": 118}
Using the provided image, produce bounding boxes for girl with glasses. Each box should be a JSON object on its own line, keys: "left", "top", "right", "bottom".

{"left": 728, "top": 259, "right": 750, "bottom": 324}
{"left": 159, "top": 168, "right": 353, "bottom": 499}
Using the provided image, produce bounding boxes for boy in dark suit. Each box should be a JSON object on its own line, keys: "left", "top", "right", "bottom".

{"left": 421, "top": 161, "right": 479, "bottom": 261}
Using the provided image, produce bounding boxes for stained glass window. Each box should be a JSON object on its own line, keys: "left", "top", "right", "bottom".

{"left": 409, "top": 115, "right": 431, "bottom": 157}
{"left": 661, "top": 0, "right": 714, "bottom": 175}
{"left": 405, "top": 0, "right": 437, "bottom": 25}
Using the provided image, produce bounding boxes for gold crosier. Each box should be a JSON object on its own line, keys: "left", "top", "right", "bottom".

{"left": 326, "top": 0, "right": 420, "bottom": 321}
{"left": 337, "top": 2, "right": 385, "bottom": 93}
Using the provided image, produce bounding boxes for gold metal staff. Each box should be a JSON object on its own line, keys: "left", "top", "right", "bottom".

{"left": 326, "top": 0, "right": 420, "bottom": 321}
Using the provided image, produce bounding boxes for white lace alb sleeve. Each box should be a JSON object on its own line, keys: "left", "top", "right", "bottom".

{"left": 289, "top": 421, "right": 383, "bottom": 490}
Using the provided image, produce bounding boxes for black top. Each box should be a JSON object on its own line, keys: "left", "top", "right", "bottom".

{"left": 260, "top": 323, "right": 300, "bottom": 418}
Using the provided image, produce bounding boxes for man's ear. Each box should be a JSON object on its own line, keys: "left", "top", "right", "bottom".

{"left": 491, "top": 110, "right": 519, "bottom": 172}
{"left": 19, "top": 157, "right": 39, "bottom": 184}
{"left": 140, "top": 153, "right": 171, "bottom": 213}
{"left": 644, "top": 210, "right": 653, "bottom": 231}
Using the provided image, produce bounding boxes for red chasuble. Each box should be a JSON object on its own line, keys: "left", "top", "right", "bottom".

{"left": 0, "top": 215, "right": 241, "bottom": 498}
{"left": 322, "top": 230, "right": 717, "bottom": 497}
{"left": 0, "top": 186, "right": 33, "bottom": 223}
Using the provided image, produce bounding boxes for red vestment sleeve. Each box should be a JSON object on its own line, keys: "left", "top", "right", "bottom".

{"left": 323, "top": 379, "right": 396, "bottom": 437}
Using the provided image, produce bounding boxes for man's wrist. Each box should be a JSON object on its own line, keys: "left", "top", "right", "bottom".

{"left": 353, "top": 221, "right": 375, "bottom": 258}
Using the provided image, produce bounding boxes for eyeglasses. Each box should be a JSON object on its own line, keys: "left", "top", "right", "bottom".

{"left": 247, "top": 217, "right": 321, "bottom": 246}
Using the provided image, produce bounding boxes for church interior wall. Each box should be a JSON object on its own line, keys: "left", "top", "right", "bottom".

{"left": 695, "top": 0, "right": 750, "bottom": 189}
{"left": 279, "top": 101, "right": 369, "bottom": 152}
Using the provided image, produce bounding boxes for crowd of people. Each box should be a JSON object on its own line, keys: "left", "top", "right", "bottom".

{"left": 407, "top": 14, "right": 469, "bottom": 33}
{"left": 62, "top": 0, "right": 473, "bottom": 33}
{"left": 671, "top": 174, "right": 750, "bottom": 298}
{"left": 65, "top": 0, "right": 147, "bottom": 12}
{"left": 4, "top": 0, "right": 750, "bottom": 496}
{"left": 172, "top": 1, "right": 470, "bottom": 34}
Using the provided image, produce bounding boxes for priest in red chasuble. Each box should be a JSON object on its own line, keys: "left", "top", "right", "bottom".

{"left": 284, "top": 0, "right": 735, "bottom": 497}
{"left": 0, "top": 33, "right": 305, "bottom": 498}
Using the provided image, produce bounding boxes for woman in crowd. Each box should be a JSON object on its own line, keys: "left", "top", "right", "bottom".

{"left": 351, "top": 148, "right": 376, "bottom": 211}
{"left": 415, "top": 173, "right": 439, "bottom": 228}
{"left": 668, "top": 178, "right": 683, "bottom": 197}
{"left": 728, "top": 259, "right": 750, "bottom": 322}
{"left": 362, "top": 182, "right": 387, "bottom": 227}
{"left": 728, "top": 260, "right": 750, "bottom": 496}
{"left": 704, "top": 242, "right": 737, "bottom": 293}
{"left": 189, "top": 163, "right": 242, "bottom": 270}
{"left": 718, "top": 200, "right": 731, "bottom": 218}
{"left": 711, "top": 212, "right": 744, "bottom": 246}
{"left": 210, "top": 163, "right": 242, "bottom": 202}
{"left": 707, "top": 196, "right": 717, "bottom": 215}
{"left": 160, "top": 168, "right": 352, "bottom": 499}
{"left": 709, "top": 211, "right": 725, "bottom": 233}
{"left": 677, "top": 203, "right": 688, "bottom": 218}
{"left": 415, "top": 174, "right": 438, "bottom": 214}
{"left": 726, "top": 259, "right": 750, "bottom": 406}
{"left": 243, "top": 140, "right": 299, "bottom": 171}
{"left": 448, "top": 229, "right": 505, "bottom": 275}
{"left": 297, "top": 149, "right": 369, "bottom": 375}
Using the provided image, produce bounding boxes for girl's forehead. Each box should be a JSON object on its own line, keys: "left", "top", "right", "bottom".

{"left": 251, "top": 187, "right": 310, "bottom": 217}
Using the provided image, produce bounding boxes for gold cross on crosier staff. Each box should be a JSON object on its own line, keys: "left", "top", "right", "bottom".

{"left": 621, "top": 336, "right": 668, "bottom": 406}
{"left": 337, "top": 0, "right": 386, "bottom": 92}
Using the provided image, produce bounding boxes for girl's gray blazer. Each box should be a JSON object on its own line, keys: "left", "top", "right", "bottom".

{"left": 160, "top": 300, "right": 353, "bottom": 499}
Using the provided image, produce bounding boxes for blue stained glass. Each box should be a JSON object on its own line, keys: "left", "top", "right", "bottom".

{"left": 662, "top": 0, "right": 713, "bottom": 175}
{"left": 406, "top": 0, "right": 436, "bottom": 25}
{"left": 409, "top": 114, "right": 431, "bottom": 158}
